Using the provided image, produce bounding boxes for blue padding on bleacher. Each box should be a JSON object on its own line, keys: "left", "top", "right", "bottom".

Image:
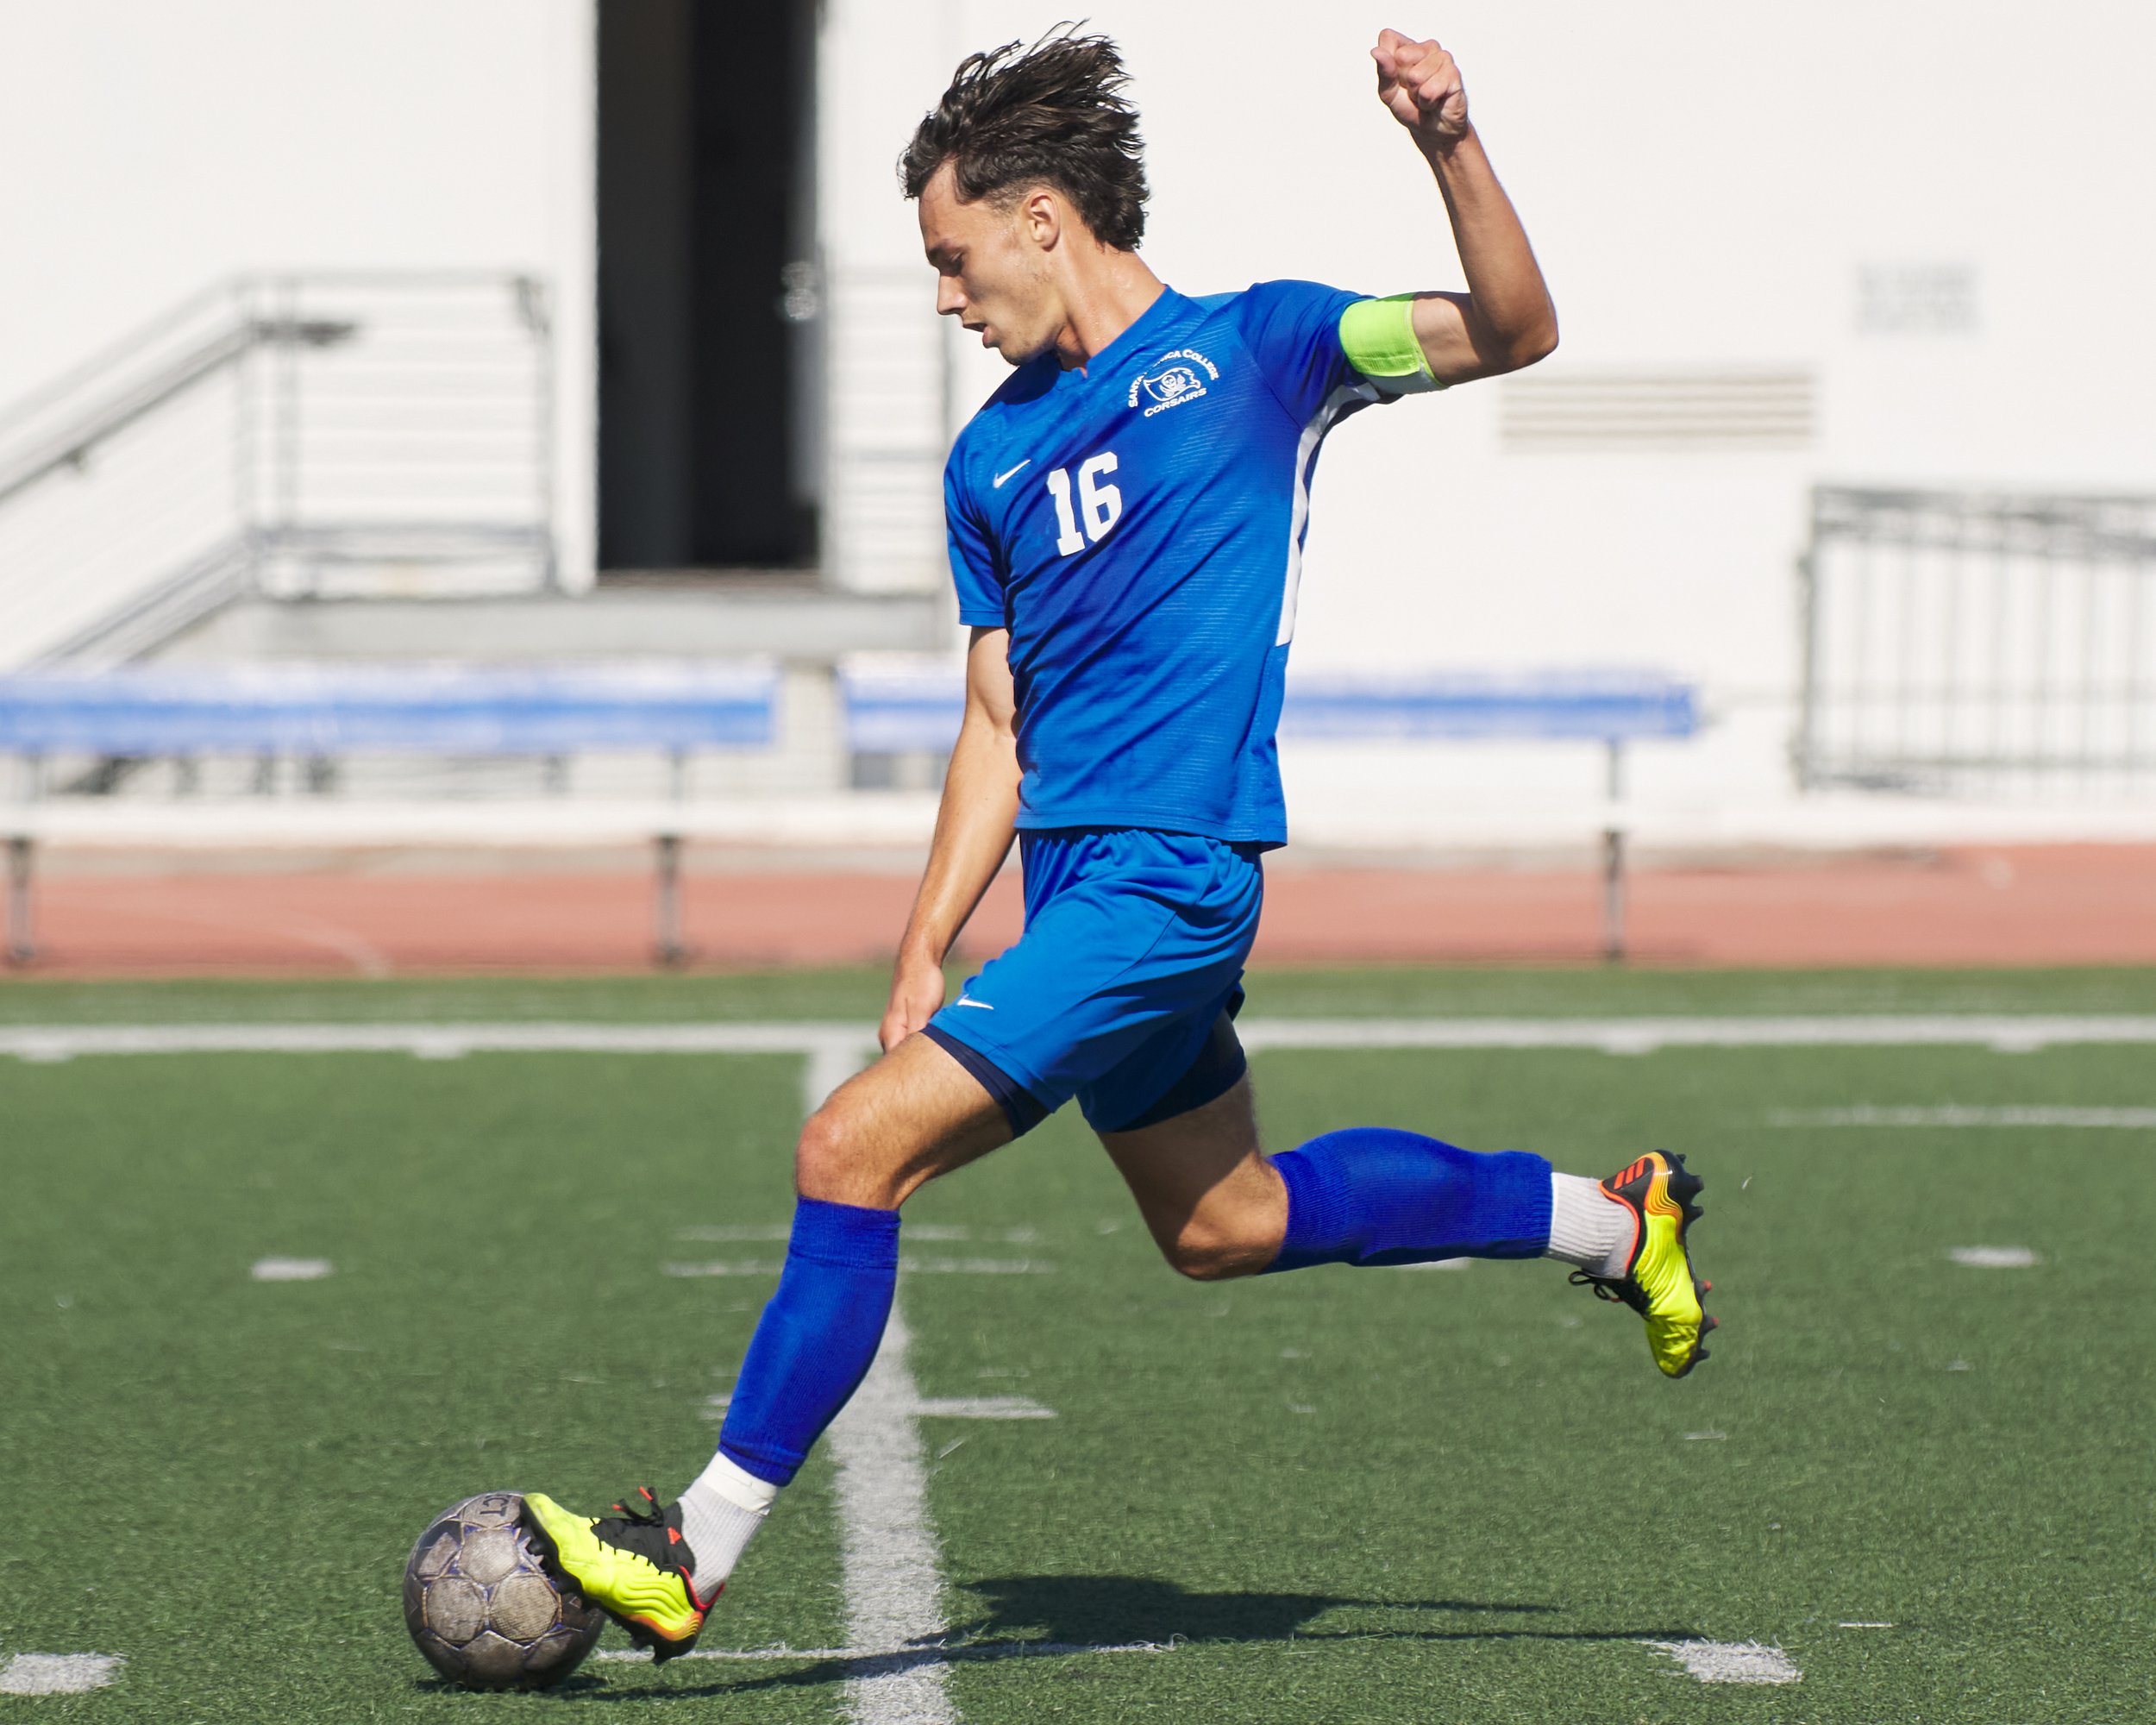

{"left": 843, "top": 667, "right": 968, "bottom": 754}
{"left": 1280, "top": 672, "right": 1698, "bottom": 741}
{"left": 0, "top": 663, "right": 780, "bottom": 753}
{"left": 838, "top": 666, "right": 1696, "bottom": 753}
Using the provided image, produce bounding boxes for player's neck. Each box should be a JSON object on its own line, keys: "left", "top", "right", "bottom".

{"left": 1049, "top": 250, "right": 1164, "bottom": 371}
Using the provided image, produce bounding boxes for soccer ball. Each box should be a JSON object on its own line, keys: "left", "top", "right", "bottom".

{"left": 402, "top": 1491, "right": 606, "bottom": 1690}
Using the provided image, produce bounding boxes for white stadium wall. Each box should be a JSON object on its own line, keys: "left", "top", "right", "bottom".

{"left": 826, "top": 0, "right": 2156, "bottom": 820}
{"left": 0, "top": 0, "right": 596, "bottom": 591}
{"left": 2, "top": 1, "right": 2148, "bottom": 820}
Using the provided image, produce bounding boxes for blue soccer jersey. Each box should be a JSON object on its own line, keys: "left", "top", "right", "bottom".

{"left": 944, "top": 279, "right": 1423, "bottom": 845}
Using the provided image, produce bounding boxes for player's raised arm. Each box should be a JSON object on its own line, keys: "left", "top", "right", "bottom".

{"left": 1370, "top": 28, "right": 1557, "bottom": 386}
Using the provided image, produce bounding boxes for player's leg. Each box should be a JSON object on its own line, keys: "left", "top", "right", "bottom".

{"left": 525, "top": 1033, "right": 1007, "bottom": 1657}
{"left": 1093, "top": 1015, "right": 1714, "bottom": 1376}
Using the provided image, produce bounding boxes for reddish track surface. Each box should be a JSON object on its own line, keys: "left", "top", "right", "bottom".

{"left": 4, "top": 844, "right": 2152, "bottom": 976}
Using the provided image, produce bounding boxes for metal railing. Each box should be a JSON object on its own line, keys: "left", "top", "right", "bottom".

{"left": 0, "top": 273, "right": 555, "bottom": 669}
{"left": 1796, "top": 485, "right": 2156, "bottom": 794}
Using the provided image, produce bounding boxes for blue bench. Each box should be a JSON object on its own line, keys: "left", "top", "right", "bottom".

{"left": 0, "top": 663, "right": 781, "bottom": 965}
{"left": 841, "top": 665, "right": 1695, "bottom": 750}
{"left": 0, "top": 663, "right": 778, "bottom": 756}
{"left": 840, "top": 665, "right": 1701, "bottom": 961}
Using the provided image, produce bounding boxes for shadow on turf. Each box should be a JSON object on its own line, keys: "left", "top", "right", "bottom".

{"left": 552, "top": 1576, "right": 1689, "bottom": 1703}
{"left": 958, "top": 1575, "right": 1566, "bottom": 1644}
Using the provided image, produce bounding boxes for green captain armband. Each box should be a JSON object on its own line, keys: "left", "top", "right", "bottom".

{"left": 1338, "top": 294, "right": 1444, "bottom": 395}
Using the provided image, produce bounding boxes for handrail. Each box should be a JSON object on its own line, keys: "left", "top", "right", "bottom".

{"left": 0, "top": 272, "right": 557, "bottom": 668}
{"left": 0, "top": 318, "right": 355, "bottom": 512}
{"left": 0, "top": 279, "right": 241, "bottom": 443}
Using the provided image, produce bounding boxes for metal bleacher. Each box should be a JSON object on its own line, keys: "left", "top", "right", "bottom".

{"left": 840, "top": 662, "right": 1701, "bottom": 960}
{"left": 0, "top": 663, "right": 780, "bottom": 966}
{"left": 3, "top": 660, "right": 1701, "bottom": 967}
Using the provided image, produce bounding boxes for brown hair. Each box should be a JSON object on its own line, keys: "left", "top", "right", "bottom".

{"left": 899, "top": 27, "right": 1149, "bottom": 252}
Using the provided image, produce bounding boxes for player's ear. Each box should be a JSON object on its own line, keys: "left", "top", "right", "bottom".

{"left": 1020, "top": 187, "right": 1061, "bottom": 253}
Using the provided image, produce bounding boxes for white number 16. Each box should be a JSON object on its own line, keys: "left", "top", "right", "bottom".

{"left": 1045, "top": 452, "right": 1121, "bottom": 555}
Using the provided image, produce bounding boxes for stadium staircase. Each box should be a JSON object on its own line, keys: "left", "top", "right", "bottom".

{"left": 0, "top": 274, "right": 564, "bottom": 670}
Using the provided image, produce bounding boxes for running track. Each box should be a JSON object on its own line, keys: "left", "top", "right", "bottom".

{"left": 6, "top": 843, "right": 2153, "bottom": 975}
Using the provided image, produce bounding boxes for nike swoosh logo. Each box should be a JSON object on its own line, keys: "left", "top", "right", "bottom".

{"left": 952, "top": 998, "right": 995, "bottom": 1011}
{"left": 992, "top": 461, "right": 1031, "bottom": 489}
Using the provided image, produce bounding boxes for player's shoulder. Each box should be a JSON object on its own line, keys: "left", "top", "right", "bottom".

{"left": 945, "top": 355, "right": 1060, "bottom": 494}
{"left": 1205, "top": 278, "right": 1366, "bottom": 330}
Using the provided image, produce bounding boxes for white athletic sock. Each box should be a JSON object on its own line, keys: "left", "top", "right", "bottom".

{"left": 1543, "top": 1172, "right": 1635, "bottom": 1278}
{"left": 677, "top": 1452, "right": 781, "bottom": 1602}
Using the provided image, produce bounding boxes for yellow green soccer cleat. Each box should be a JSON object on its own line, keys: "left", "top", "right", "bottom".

{"left": 1572, "top": 1151, "right": 1716, "bottom": 1378}
{"left": 521, "top": 1486, "right": 713, "bottom": 1659}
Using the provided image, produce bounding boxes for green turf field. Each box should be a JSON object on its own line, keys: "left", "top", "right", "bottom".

{"left": 2, "top": 969, "right": 2153, "bottom": 1721}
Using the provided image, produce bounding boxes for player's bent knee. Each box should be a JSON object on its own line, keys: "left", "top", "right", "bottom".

{"left": 794, "top": 1102, "right": 887, "bottom": 1207}
{"left": 1159, "top": 1218, "right": 1273, "bottom": 1282}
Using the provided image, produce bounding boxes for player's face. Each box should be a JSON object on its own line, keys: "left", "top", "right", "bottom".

{"left": 918, "top": 164, "right": 1061, "bottom": 365}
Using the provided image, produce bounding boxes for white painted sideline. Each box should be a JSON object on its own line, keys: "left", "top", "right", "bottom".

{"left": 7, "top": 1015, "right": 2156, "bottom": 1066}
{"left": 1774, "top": 1105, "right": 2156, "bottom": 1128}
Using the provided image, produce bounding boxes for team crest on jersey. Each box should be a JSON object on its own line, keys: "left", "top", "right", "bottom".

{"left": 1128, "top": 348, "right": 1220, "bottom": 417}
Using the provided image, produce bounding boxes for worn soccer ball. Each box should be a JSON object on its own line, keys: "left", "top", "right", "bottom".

{"left": 403, "top": 1491, "right": 606, "bottom": 1690}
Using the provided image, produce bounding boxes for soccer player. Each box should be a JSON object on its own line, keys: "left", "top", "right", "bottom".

{"left": 526, "top": 26, "right": 1714, "bottom": 1658}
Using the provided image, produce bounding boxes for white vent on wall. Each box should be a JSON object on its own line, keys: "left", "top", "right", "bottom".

{"left": 1500, "top": 370, "right": 1815, "bottom": 451}
{"left": 1856, "top": 263, "right": 1978, "bottom": 336}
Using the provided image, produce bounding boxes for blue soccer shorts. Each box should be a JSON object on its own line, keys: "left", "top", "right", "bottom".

{"left": 922, "top": 827, "right": 1263, "bottom": 1136}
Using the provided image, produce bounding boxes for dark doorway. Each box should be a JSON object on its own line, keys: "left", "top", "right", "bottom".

{"left": 598, "top": 0, "right": 818, "bottom": 571}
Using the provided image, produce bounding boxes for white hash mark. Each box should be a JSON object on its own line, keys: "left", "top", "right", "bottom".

{"left": 0, "top": 1653, "right": 124, "bottom": 1695}
{"left": 912, "top": 1396, "right": 1055, "bottom": 1420}
{"left": 250, "top": 1258, "right": 333, "bottom": 1282}
{"left": 1949, "top": 1246, "right": 2039, "bottom": 1268}
{"left": 1644, "top": 1640, "right": 1802, "bottom": 1684}
{"left": 663, "top": 1258, "right": 1052, "bottom": 1278}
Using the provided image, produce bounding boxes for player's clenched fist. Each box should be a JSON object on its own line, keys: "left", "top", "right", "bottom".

{"left": 1373, "top": 28, "right": 1469, "bottom": 147}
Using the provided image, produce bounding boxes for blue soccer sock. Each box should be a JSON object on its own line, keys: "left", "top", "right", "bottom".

{"left": 713, "top": 1197, "right": 900, "bottom": 1488}
{"left": 1263, "top": 1126, "right": 1553, "bottom": 1270}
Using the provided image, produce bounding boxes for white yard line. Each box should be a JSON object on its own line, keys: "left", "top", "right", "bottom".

{"left": 804, "top": 1037, "right": 881, "bottom": 1118}
{"left": 795, "top": 1039, "right": 968, "bottom": 1725}
{"left": 8, "top": 1014, "right": 2156, "bottom": 1064}
{"left": 827, "top": 1302, "right": 960, "bottom": 1725}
